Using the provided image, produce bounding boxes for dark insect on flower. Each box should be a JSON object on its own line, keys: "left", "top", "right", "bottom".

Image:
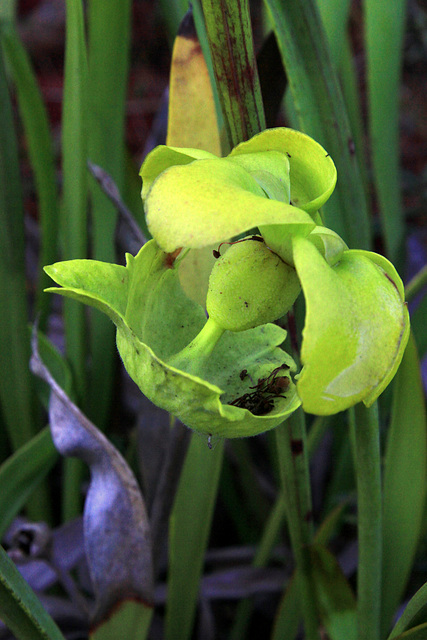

{"left": 229, "top": 363, "right": 290, "bottom": 416}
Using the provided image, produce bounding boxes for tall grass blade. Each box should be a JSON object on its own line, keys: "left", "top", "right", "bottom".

{"left": 381, "top": 333, "right": 427, "bottom": 636}
{"left": 86, "top": 0, "right": 132, "bottom": 428}
{"left": 0, "top": 42, "right": 35, "bottom": 451}
{"left": 365, "top": 0, "right": 407, "bottom": 263}
{"left": 0, "top": 544, "right": 66, "bottom": 640}
{"left": 166, "top": 436, "right": 224, "bottom": 640}
{"left": 1, "top": 25, "right": 59, "bottom": 327}
{"left": 264, "top": 0, "right": 371, "bottom": 250}
{"left": 0, "top": 428, "right": 57, "bottom": 539}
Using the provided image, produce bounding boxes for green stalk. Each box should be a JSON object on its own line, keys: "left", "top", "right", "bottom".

{"left": 351, "top": 402, "right": 382, "bottom": 640}
{"left": 168, "top": 317, "right": 224, "bottom": 375}
{"left": 61, "top": 0, "right": 88, "bottom": 520}
{"left": 275, "top": 411, "right": 320, "bottom": 640}
{"left": 86, "top": 0, "right": 132, "bottom": 429}
{"left": 201, "top": 0, "right": 266, "bottom": 148}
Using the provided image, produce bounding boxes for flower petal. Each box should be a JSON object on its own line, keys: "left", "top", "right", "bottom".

{"left": 145, "top": 157, "right": 313, "bottom": 252}
{"left": 45, "top": 241, "right": 301, "bottom": 437}
{"left": 229, "top": 128, "right": 337, "bottom": 213}
{"left": 293, "top": 237, "right": 409, "bottom": 415}
{"left": 140, "top": 144, "right": 217, "bottom": 201}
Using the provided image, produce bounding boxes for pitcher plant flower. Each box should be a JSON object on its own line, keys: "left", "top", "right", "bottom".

{"left": 45, "top": 127, "right": 409, "bottom": 437}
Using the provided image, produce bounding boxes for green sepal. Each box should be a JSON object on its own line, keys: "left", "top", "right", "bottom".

{"left": 145, "top": 156, "right": 313, "bottom": 253}
{"left": 45, "top": 241, "right": 300, "bottom": 438}
{"left": 293, "top": 237, "right": 409, "bottom": 415}
{"left": 228, "top": 128, "right": 337, "bottom": 213}
{"left": 143, "top": 127, "right": 336, "bottom": 253}
{"left": 140, "top": 145, "right": 217, "bottom": 201}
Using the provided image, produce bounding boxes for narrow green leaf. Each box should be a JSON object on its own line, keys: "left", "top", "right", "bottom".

{"left": 0, "top": 428, "right": 57, "bottom": 538}
{"left": 1, "top": 24, "right": 59, "bottom": 326}
{"left": 310, "top": 544, "right": 357, "bottom": 640}
{"left": 382, "top": 332, "right": 427, "bottom": 636}
{"left": 390, "top": 623, "right": 427, "bottom": 640}
{"left": 0, "top": 544, "right": 65, "bottom": 640}
{"left": 166, "top": 437, "right": 224, "bottom": 640}
{"left": 86, "top": 0, "right": 132, "bottom": 428}
{"left": 61, "top": 0, "right": 89, "bottom": 519}
{"left": 90, "top": 600, "right": 153, "bottom": 640}
{"left": 264, "top": 0, "right": 371, "bottom": 250}
{"left": 201, "top": 0, "right": 266, "bottom": 148}
{"left": 388, "top": 583, "right": 427, "bottom": 639}
{"left": 0, "top": 40, "right": 35, "bottom": 450}
{"left": 364, "top": 0, "right": 407, "bottom": 263}
{"left": 62, "top": 0, "right": 88, "bottom": 402}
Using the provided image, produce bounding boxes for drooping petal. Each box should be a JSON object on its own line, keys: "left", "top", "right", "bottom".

{"left": 293, "top": 237, "right": 409, "bottom": 415}
{"left": 140, "top": 144, "right": 217, "bottom": 201}
{"left": 229, "top": 128, "right": 337, "bottom": 213}
{"left": 145, "top": 157, "right": 314, "bottom": 252}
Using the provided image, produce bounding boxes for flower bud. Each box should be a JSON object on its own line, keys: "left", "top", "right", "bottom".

{"left": 207, "top": 238, "right": 301, "bottom": 332}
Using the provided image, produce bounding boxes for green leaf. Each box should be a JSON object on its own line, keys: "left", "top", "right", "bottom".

{"left": 388, "top": 583, "right": 427, "bottom": 639}
{"left": 263, "top": 0, "right": 371, "bottom": 250}
{"left": 365, "top": 0, "right": 406, "bottom": 262}
{"left": 390, "top": 623, "right": 427, "bottom": 640}
{"left": 293, "top": 237, "right": 409, "bottom": 414}
{"left": 0, "top": 544, "right": 65, "bottom": 640}
{"left": 382, "top": 333, "right": 427, "bottom": 635}
{"left": 90, "top": 600, "right": 153, "bottom": 640}
{"left": 310, "top": 544, "right": 357, "bottom": 640}
{"left": 0, "top": 428, "right": 58, "bottom": 539}
{"left": 0, "top": 24, "right": 59, "bottom": 326}
{"left": 166, "top": 436, "right": 224, "bottom": 640}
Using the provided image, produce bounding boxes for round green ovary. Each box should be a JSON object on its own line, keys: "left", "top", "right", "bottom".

{"left": 206, "top": 239, "right": 301, "bottom": 332}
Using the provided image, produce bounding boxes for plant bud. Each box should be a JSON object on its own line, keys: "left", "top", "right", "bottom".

{"left": 206, "top": 239, "right": 301, "bottom": 331}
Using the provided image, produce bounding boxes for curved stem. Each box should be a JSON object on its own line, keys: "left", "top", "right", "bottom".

{"left": 351, "top": 402, "right": 382, "bottom": 640}
{"left": 275, "top": 410, "right": 320, "bottom": 640}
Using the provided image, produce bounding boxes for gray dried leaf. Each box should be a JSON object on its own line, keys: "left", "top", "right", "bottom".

{"left": 30, "top": 332, "right": 154, "bottom": 624}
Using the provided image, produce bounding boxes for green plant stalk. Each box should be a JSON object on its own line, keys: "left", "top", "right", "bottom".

{"left": 230, "top": 491, "right": 287, "bottom": 639}
{"left": 405, "top": 265, "right": 427, "bottom": 302}
{"left": 1, "top": 25, "right": 59, "bottom": 328}
{"left": 365, "top": 0, "right": 406, "bottom": 264}
{"left": 86, "top": 0, "right": 132, "bottom": 429}
{"left": 263, "top": 0, "right": 371, "bottom": 251}
{"left": 201, "top": 0, "right": 266, "bottom": 149}
{"left": 61, "top": 0, "right": 88, "bottom": 520}
{"left": 275, "top": 411, "right": 320, "bottom": 640}
{"left": 351, "top": 402, "right": 382, "bottom": 640}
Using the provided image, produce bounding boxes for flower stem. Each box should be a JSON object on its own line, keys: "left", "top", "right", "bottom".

{"left": 275, "top": 410, "right": 320, "bottom": 640}
{"left": 167, "top": 317, "right": 224, "bottom": 377}
{"left": 351, "top": 402, "right": 382, "bottom": 640}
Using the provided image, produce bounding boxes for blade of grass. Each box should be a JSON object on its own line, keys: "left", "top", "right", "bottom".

{"left": 364, "top": 0, "right": 407, "bottom": 263}
{"left": 0, "top": 544, "right": 66, "bottom": 640}
{"left": 0, "top": 40, "right": 35, "bottom": 452}
{"left": 62, "top": 0, "right": 88, "bottom": 402}
{"left": 351, "top": 402, "right": 382, "bottom": 640}
{"left": 275, "top": 411, "right": 321, "bottom": 640}
{"left": 61, "top": 0, "right": 89, "bottom": 520}
{"left": 86, "top": 0, "right": 132, "bottom": 429}
{"left": 264, "top": 0, "right": 371, "bottom": 250}
{"left": 1, "top": 24, "right": 59, "bottom": 328}
{"left": 166, "top": 436, "right": 224, "bottom": 640}
{"left": 201, "top": 0, "right": 266, "bottom": 148}
{"left": 381, "top": 333, "right": 427, "bottom": 636}
{"left": 0, "top": 428, "right": 58, "bottom": 539}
